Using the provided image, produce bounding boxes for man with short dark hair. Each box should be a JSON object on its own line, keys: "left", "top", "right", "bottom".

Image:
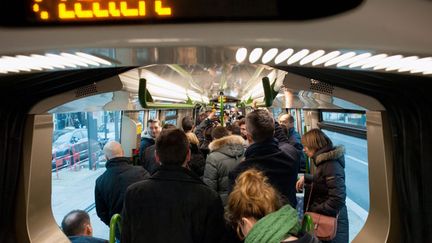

{"left": 61, "top": 210, "right": 107, "bottom": 243}
{"left": 95, "top": 141, "right": 150, "bottom": 229}
{"left": 139, "top": 119, "right": 161, "bottom": 164}
{"left": 122, "top": 129, "right": 225, "bottom": 243}
{"left": 181, "top": 116, "right": 194, "bottom": 133}
{"left": 228, "top": 109, "right": 300, "bottom": 207}
{"left": 142, "top": 123, "right": 176, "bottom": 174}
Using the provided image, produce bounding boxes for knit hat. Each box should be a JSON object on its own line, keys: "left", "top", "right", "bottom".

{"left": 245, "top": 205, "right": 301, "bottom": 243}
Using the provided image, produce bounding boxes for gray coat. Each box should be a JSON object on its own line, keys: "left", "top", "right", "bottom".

{"left": 203, "top": 135, "right": 245, "bottom": 205}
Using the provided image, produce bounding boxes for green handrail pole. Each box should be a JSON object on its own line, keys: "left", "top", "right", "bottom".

{"left": 219, "top": 94, "right": 224, "bottom": 126}
{"left": 262, "top": 77, "right": 278, "bottom": 107}
{"left": 302, "top": 214, "right": 314, "bottom": 234}
{"left": 109, "top": 214, "right": 122, "bottom": 243}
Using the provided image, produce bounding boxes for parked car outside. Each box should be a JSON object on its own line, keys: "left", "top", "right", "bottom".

{"left": 51, "top": 129, "right": 101, "bottom": 170}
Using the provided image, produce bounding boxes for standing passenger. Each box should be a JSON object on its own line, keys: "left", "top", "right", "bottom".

{"left": 279, "top": 113, "right": 306, "bottom": 172}
{"left": 139, "top": 119, "right": 161, "bottom": 164}
{"left": 203, "top": 126, "right": 245, "bottom": 205}
{"left": 296, "top": 129, "right": 348, "bottom": 243}
{"left": 228, "top": 109, "right": 299, "bottom": 207}
{"left": 95, "top": 141, "right": 150, "bottom": 228}
{"left": 121, "top": 129, "right": 225, "bottom": 243}
{"left": 142, "top": 123, "right": 176, "bottom": 174}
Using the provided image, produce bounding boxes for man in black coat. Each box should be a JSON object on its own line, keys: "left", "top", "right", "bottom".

{"left": 122, "top": 129, "right": 225, "bottom": 243}
{"left": 228, "top": 109, "right": 300, "bottom": 208}
{"left": 95, "top": 141, "right": 150, "bottom": 227}
{"left": 139, "top": 119, "right": 161, "bottom": 164}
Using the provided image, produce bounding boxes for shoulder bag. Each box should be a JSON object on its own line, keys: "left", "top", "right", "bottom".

{"left": 303, "top": 183, "right": 338, "bottom": 241}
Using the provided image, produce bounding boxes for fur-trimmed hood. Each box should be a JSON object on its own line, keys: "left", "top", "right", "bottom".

{"left": 315, "top": 145, "right": 345, "bottom": 167}
{"left": 208, "top": 135, "right": 245, "bottom": 158}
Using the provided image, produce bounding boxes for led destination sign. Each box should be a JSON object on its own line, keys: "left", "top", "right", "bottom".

{"left": 21, "top": 0, "right": 363, "bottom": 24}
{"left": 32, "top": 0, "right": 172, "bottom": 21}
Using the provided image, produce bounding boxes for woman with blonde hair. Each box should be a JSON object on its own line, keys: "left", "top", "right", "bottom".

{"left": 225, "top": 169, "right": 319, "bottom": 243}
{"left": 296, "top": 128, "right": 348, "bottom": 243}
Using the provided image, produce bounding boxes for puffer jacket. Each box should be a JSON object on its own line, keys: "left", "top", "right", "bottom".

{"left": 203, "top": 135, "right": 245, "bottom": 204}
{"left": 304, "top": 145, "right": 348, "bottom": 243}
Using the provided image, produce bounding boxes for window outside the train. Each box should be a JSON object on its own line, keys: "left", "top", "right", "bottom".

{"left": 51, "top": 111, "right": 122, "bottom": 239}
{"left": 322, "top": 112, "right": 366, "bottom": 127}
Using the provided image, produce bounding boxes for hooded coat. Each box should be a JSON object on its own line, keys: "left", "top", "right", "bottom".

{"left": 203, "top": 135, "right": 245, "bottom": 204}
{"left": 304, "top": 145, "right": 348, "bottom": 243}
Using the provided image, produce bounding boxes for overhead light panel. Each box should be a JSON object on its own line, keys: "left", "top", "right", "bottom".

{"left": 336, "top": 53, "right": 372, "bottom": 67}
{"left": 299, "top": 50, "right": 325, "bottom": 65}
{"left": 0, "top": 52, "right": 114, "bottom": 74}
{"left": 274, "top": 48, "right": 294, "bottom": 64}
{"left": 287, "top": 49, "right": 310, "bottom": 65}
{"left": 360, "top": 54, "right": 389, "bottom": 69}
{"left": 249, "top": 48, "right": 263, "bottom": 64}
{"left": 261, "top": 48, "right": 278, "bottom": 64}
{"left": 236, "top": 48, "right": 248, "bottom": 63}
{"left": 312, "top": 51, "right": 341, "bottom": 66}
{"left": 324, "top": 52, "right": 356, "bottom": 67}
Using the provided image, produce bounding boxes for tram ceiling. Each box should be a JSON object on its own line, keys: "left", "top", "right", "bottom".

{"left": 29, "top": 64, "right": 376, "bottom": 114}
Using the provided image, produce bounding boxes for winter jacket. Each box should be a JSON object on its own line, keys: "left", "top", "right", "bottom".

{"left": 194, "top": 118, "right": 214, "bottom": 158}
{"left": 304, "top": 146, "right": 348, "bottom": 243}
{"left": 203, "top": 135, "right": 245, "bottom": 204}
{"left": 68, "top": 236, "right": 108, "bottom": 243}
{"left": 287, "top": 127, "right": 306, "bottom": 172}
{"left": 229, "top": 138, "right": 299, "bottom": 207}
{"left": 188, "top": 143, "right": 206, "bottom": 177}
{"left": 121, "top": 165, "right": 225, "bottom": 243}
{"left": 95, "top": 157, "right": 150, "bottom": 226}
{"left": 139, "top": 136, "right": 154, "bottom": 164}
{"left": 142, "top": 144, "right": 159, "bottom": 174}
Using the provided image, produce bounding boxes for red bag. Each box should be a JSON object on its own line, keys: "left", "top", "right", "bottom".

{"left": 303, "top": 183, "right": 338, "bottom": 241}
{"left": 304, "top": 211, "right": 338, "bottom": 241}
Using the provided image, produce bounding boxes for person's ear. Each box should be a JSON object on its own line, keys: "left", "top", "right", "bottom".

{"left": 84, "top": 223, "right": 93, "bottom": 236}
{"left": 239, "top": 217, "right": 256, "bottom": 238}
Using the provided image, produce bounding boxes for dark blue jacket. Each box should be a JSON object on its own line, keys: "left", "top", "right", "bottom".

{"left": 228, "top": 138, "right": 299, "bottom": 207}
{"left": 139, "top": 136, "right": 155, "bottom": 164}
{"left": 68, "top": 236, "right": 107, "bottom": 243}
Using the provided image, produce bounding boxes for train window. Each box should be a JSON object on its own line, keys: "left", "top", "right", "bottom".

{"left": 51, "top": 111, "right": 122, "bottom": 239}
{"left": 322, "top": 111, "right": 366, "bottom": 128}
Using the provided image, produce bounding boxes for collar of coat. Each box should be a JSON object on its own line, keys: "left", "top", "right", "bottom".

{"left": 150, "top": 165, "right": 204, "bottom": 184}
{"left": 106, "top": 156, "right": 130, "bottom": 168}
{"left": 208, "top": 135, "right": 245, "bottom": 152}
{"left": 313, "top": 145, "right": 345, "bottom": 165}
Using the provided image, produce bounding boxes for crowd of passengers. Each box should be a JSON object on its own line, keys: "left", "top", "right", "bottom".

{"left": 63, "top": 108, "right": 348, "bottom": 243}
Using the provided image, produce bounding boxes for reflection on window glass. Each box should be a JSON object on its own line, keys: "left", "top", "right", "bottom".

{"left": 149, "top": 110, "right": 157, "bottom": 120}
{"left": 51, "top": 111, "right": 122, "bottom": 239}
{"left": 165, "top": 119, "right": 177, "bottom": 125}
{"left": 322, "top": 112, "right": 366, "bottom": 127}
{"left": 165, "top": 110, "right": 177, "bottom": 117}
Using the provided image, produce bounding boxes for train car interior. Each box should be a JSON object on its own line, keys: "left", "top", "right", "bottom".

{"left": 1, "top": 0, "right": 431, "bottom": 242}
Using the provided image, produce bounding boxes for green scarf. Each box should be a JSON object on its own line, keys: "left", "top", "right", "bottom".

{"left": 245, "top": 205, "right": 301, "bottom": 243}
